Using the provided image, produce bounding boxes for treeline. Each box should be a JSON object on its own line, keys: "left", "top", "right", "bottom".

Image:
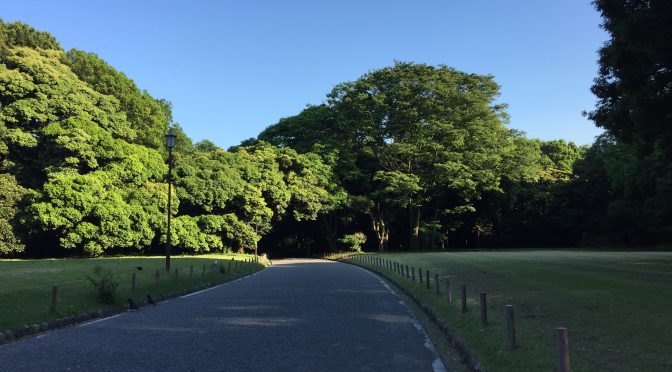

{"left": 0, "top": 20, "right": 341, "bottom": 257}
{"left": 255, "top": 64, "right": 587, "bottom": 253}
{"left": 1, "top": 0, "right": 670, "bottom": 258}
{"left": 257, "top": 0, "right": 672, "bottom": 253}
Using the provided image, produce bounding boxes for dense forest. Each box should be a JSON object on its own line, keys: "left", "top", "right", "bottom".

{"left": 1, "top": 0, "right": 670, "bottom": 257}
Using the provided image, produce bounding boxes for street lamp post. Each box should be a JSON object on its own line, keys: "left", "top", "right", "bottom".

{"left": 165, "top": 128, "right": 177, "bottom": 272}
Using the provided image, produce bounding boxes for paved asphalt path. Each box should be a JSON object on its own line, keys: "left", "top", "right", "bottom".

{"left": 0, "top": 259, "right": 447, "bottom": 371}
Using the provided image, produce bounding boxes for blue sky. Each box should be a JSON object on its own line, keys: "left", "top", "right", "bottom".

{"left": 2, "top": 0, "right": 607, "bottom": 148}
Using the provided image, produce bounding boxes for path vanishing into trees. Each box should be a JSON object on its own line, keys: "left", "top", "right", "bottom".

{"left": 0, "top": 259, "right": 446, "bottom": 371}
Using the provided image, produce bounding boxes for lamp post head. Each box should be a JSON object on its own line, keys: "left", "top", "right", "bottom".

{"left": 165, "top": 128, "right": 177, "bottom": 150}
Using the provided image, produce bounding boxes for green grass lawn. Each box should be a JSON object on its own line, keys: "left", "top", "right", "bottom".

{"left": 0, "top": 254, "right": 264, "bottom": 332}
{"left": 345, "top": 251, "right": 672, "bottom": 372}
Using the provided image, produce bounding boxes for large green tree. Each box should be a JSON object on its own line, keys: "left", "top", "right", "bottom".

{"left": 265, "top": 62, "right": 513, "bottom": 250}
{"left": 588, "top": 0, "right": 672, "bottom": 244}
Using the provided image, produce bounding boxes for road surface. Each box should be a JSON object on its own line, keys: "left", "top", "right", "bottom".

{"left": 0, "top": 259, "right": 447, "bottom": 371}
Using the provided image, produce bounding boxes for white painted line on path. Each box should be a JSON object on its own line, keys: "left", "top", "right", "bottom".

{"left": 78, "top": 314, "right": 123, "bottom": 327}
{"left": 180, "top": 268, "right": 267, "bottom": 299}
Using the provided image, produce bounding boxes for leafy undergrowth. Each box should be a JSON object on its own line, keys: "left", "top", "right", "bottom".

{"left": 0, "top": 254, "right": 267, "bottom": 331}
{"left": 338, "top": 251, "right": 672, "bottom": 372}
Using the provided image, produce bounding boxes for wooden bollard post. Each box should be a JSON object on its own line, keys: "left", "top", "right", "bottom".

{"left": 175, "top": 268, "right": 179, "bottom": 280}
{"left": 461, "top": 284, "right": 467, "bottom": 313}
{"left": 406, "top": 265, "right": 410, "bottom": 278}
{"left": 50, "top": 284, "right": 58, "bottom": 314}
{"left": 434, "top": 273, "right": 440, "bottom": 295}
{"left": 190, "top": 266, "right": 193, "bottom": 280}
{"left": 426, "top": 270, "right": 430, "bottom": 289}
{"left": 411, "top": 267, "right": 415, "bottom": 281}
{"left": 131, "top": 273, "right": 136, "bottom": 291}
{"left": 228, "top": 260, "right": 232, "bottom": 273}
{"left": 506, "top": 305, "right": 517, "bottom": 351}
{"left": 556, "top": 327, "right": 570, "bottom": 372}
{"left": 444, "top": 277, "right": 452, "bottom": 303}
{"left": 155, "top": 270, "right": 160, "bottom": 286}
{"left": 419, "top": 268, "right": 423, "bottom": 283}
{"left": 480, "top": 292, "right": 487, "bottom": 326}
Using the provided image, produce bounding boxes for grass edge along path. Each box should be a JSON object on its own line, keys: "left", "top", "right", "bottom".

{"left": 328, "top": 251, "right": 672, "bottom": 372}
{"left": 0, "top": 254, "right": 268, "bottom": 344}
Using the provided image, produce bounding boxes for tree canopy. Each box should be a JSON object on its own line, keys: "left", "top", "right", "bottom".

{"left": 0, "top": 21, "right": 340, "bottom": 257}
{"left": 2, "top": 11, "right": 670, "bottom": 257}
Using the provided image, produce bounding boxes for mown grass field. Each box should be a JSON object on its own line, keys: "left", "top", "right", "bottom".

{"left": 0, "top": 255, "right": 264, "bottom": 331}
{"left": 345, "top": 251, "right": 672, "bottom": 372}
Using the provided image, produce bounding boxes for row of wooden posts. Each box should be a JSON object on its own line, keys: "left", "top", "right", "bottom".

{"left": 347, "top": 254, "right": 571, "bottom": 372}
{"left": 50, "top": 257, "right": 259, "bottom": 315}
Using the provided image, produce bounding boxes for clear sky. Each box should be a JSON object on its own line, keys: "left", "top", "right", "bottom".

{"left": 2, "top": 0, "right": 607, "bottom": 149}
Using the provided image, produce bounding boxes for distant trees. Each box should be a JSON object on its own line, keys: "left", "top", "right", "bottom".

{"left": 0, "top": 21, "right": 339, "bottom": 257}
{"left": 260, "top": 62, "right": 586, "bottom": 251}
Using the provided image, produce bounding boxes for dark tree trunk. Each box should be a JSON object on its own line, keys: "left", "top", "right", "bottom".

{"left": 319, "top": 213, "right": 338, "bottom": 253}
{"left": 408, "top": 206, "right": 421, "bottom": 251}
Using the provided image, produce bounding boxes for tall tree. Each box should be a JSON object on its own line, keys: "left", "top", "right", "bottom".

{"left": 589, "top": 0, "right": 672, "bottom": 244}
{"left": 326, "top": 62, "right": 512, "bottom": 250}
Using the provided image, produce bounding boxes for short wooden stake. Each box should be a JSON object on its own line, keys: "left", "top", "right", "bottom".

{"left": 556, "top": 327, "right": 570, "bottom": 372}
{"left": 406, "top": 265, "right": 410, "bottom": 278}
{"left": 50, "top": 284, "right": 58, "bottom": 314}
{"left": 444, "top": 277, "right": 452, "bottom": 303}
{"left": 175, "top": 268, "right": 179, "bottom": 280}
{"left": 461, "top": 284, "right": 467, "bottom": 313}
{"left": 411, "top": 267, "right": 416, "bottom": 281}
{"left": 228, "top": 260, "right": 232, "bottom": 273}
{"left": 506, "top": 305, "right": 517, "bottom": 351}
{"left": 434, "top": 274, "right": 439, "bottom": 295}
{"left": 480, "top": 292, "right": 487, "bottom": 326}
{"left": 131, "top": 273, "right": 136, "bottom": 291}
{"left": 419, "top": 268, "right": 423, "bottom": 283}
{"left": 426, "top": 270, "right": 430, "bottom": 289}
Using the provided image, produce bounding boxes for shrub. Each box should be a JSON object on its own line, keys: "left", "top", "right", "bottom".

{"left": 339, "top": 232, "right": 367, "bottom": 252}
{"left": 86, "top": 266, "right": 119, "bottom": 304}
